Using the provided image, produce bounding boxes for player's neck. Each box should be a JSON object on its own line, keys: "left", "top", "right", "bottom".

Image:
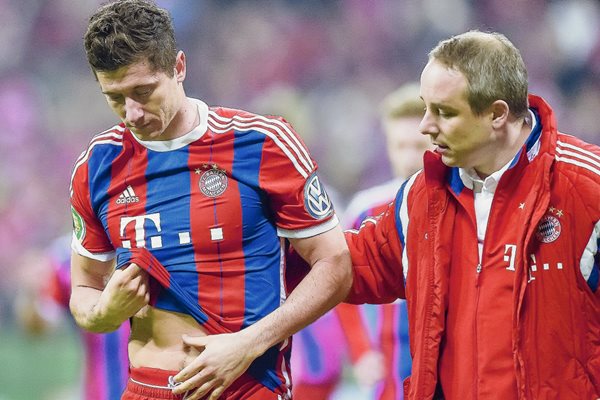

{"left": 163, "top": 97, "right": 200, "bottom": 140}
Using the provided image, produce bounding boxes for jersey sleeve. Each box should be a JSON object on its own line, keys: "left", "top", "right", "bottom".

{"left": 257, "top": 116, "right": 338, "bottom": 238}
{"left": 70, "top": 151, "right": 115, "bottom": 261}
{"left": 345, "top": 201, "right": 406, "bottom": 304}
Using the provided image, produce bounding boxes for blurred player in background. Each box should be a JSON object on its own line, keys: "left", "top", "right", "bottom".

{"left": 15, "top": 235, "right": 129, "bottom": 400}
{"left": 290, "top": 83, "right": 431, "bottom": 400}
{"left": 290, "top": 303, "right": 384, "bottom": 399}
{"left": 343, "top": 83, "right": 432, "bottom": 400}
{"left": 69, "top": 1, "right": 351, "bottom": 399}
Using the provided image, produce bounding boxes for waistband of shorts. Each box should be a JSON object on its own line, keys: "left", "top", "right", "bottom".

{"left": 127, "top": 367, "right": 187, "bottom": 399}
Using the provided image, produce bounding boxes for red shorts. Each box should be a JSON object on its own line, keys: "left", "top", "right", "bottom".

{"left": 121, "top": 366, "right": 286, "bottom": 400}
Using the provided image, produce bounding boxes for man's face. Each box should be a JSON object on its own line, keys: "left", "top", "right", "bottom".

{"left": 383, "top": 116, "right": 433, "bottom": 179}
{"left": 96, "top": 57, "right": 182, "bottom": 141}
{"left": 419, "top": 59, "right": 495, "bottom": 173}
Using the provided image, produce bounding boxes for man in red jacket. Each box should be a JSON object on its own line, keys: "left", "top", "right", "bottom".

{"left": 346, "top": 30, "right": 600, "bottom": 399}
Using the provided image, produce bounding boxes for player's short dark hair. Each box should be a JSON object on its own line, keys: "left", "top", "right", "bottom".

{"left": 430, "top": 30, "right": 529, "bottom": 119}
{"left": 84, "top": 0, "right": 177, "bottom": 76}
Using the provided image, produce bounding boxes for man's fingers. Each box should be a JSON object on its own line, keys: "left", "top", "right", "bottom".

{"left": 172, "top": 366, "right": 215, "bottom": 394}
{"left": 184, "top": 380, "right": 220, "bottom": 400}
{"left": 182, "top": 334, "right": 208, "bottom": 348}
{"left": 121, "top": 263, "right": 146, "bottom": 276}
{"left": 207, "top": 386, "right": 226, "bottom": 400}
{"left": 173, "top": 361, "right": 202, "bottom": 385}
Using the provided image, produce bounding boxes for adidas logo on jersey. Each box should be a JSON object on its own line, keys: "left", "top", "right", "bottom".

{"left": 116, "top": 185, "right": 140, "bottom": 204}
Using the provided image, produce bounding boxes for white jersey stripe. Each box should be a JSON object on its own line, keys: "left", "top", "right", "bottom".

{"left": 208, "top": 112, "right": 313, "bottom": 172}
{"left": 557, "top": 140, "right": 600, "bottom": 164}
{"left": 208, "top": 111, "right": 314, "bottom": 172}
{"left": 279, "top": 337, "right": 293, "bottom": 399}
{"left": 278, "top": 237, "right": 286, "bottom": 306}
{"left": 555, "top": 155, "right": 600, "bottom": 177}
{"left": 74, "top": 130, "right": 124, "bottom": 166}
{"left": 208, "top": 118, "right": 310, "bottom": 179}
{"left": 70, "top": 137, "right": 124, "bottom": 196}
{"left": 209, "top": 111, "right": 311, "bottom": 165}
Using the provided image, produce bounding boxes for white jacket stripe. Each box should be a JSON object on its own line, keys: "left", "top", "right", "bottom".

{"left": 399, "top": 173, "right": 419, "bottom": 281}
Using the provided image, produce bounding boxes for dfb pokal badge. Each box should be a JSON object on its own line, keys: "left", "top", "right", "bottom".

{"left": 198, "top": 166, "right": 228, "bottom": 197}
{"left": 536, "top": 214, "right": 561, "bottom": 243}
{"left": 71, "top": 206, "right": 86, "bottom": 241}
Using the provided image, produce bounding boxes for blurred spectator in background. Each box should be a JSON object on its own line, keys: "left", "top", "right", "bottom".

{"left": 2, "top": 0, "right": 600, "bottom": 398}
{"left": 15, "top": 235, "right": 130, "bottom": 400}
{"left": 343, "top": 82, "right": 432, "bottom": 400}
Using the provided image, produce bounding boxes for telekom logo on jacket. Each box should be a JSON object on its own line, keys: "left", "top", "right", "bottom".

{"left": 503, "top": 243, "right": 564, "bottom": 282}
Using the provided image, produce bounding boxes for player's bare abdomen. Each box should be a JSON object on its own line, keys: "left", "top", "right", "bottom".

{"left": 128, "top": 306, "right": 208, "bottom": 370}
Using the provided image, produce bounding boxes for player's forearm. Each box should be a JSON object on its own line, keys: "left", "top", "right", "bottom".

{"left": 69, "top": 286, "right": 124, "bottom": 333}
{"left": 241, "top": 249, "right": 353, "bottom": 358}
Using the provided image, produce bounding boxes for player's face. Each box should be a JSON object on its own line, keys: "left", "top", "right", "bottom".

{"left": 383, "top": 116, "right": 433, "bottom": 178}
{"left": 96, "top": 53, "right": 185, "bottom": 141}
{"left": 419, "top": 59, "right": 496, "bottom": 175}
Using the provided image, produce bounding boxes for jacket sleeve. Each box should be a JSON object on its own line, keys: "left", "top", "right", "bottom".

{"left": 345, "top": 200, "right": 406, "bottom": 304}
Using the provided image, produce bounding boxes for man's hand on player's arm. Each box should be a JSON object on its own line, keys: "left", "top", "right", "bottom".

{"left": 70, "top": 250, "right": 150, "bottom": 333}
{"left": 171, "top": 224, "right": 353, "bottom": 400}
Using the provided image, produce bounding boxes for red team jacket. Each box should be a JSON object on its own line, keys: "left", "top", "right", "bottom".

{"left": 346, "top": 95, "right": 600, "bottom": 399}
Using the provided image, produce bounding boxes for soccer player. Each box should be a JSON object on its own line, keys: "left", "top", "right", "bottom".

{"left": 68, "top": 1, "right": 351, "bottom": 400}
{"left": 15, "top": 235, "right": 129, "bottom": 400}
{"left": 343, "top": 82, "right": 432, "bottom": 400}
{"left": 346, "top": 30, "right": 600, "bottom": 399}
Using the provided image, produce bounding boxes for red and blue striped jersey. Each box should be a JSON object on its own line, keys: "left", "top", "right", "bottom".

{"left": 69, "top": 99, "right": 338, "bottom": 396}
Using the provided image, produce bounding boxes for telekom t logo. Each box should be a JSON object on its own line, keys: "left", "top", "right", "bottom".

{"left": 119, "top": 213, "right": 213, "bottom": 248}
{"left": 504, "top": 244, "right": 517, "bottom": 271}
{"left": 120, "top": 213, "right": 162, "bottom": 249}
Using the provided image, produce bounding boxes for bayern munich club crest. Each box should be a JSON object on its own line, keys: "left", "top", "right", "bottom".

{"left": 198, "top": 165, "right": 228, "bottom": 197}
{"left": 536, "top": 213, "right": 562, "bottom": 244}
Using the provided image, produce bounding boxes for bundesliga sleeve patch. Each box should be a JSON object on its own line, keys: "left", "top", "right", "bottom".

{"left": 304, "top": 173, "right": 333, "bottom": 220}
{"left": 71, "top": 206, "right": 86, "bottom": 242}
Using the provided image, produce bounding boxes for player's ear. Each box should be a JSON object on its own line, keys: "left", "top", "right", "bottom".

{"left": 175, "top": 51, "right": 186, "bottom": 83}
{"left": 490, "top": 100, "right": 509, "bottom": 129}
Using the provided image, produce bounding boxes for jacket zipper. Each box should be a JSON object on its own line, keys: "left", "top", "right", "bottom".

{"left": 474, "top": 262, "right": 482, "bottom": 399}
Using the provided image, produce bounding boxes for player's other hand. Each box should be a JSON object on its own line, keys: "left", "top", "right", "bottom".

{"left": 171, "top": 331, "right": 259, "bottom": 400}
{"left": 98, "top": 263, "right": 150, "bottom": 322}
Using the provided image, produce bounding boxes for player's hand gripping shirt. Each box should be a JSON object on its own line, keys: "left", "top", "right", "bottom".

{"left": 69, "top": 99, "right": 338, "bottom": 395}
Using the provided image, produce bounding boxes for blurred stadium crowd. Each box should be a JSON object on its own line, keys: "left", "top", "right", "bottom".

{"left": 1, "top": 0, "right": 599, "bottom": 347}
